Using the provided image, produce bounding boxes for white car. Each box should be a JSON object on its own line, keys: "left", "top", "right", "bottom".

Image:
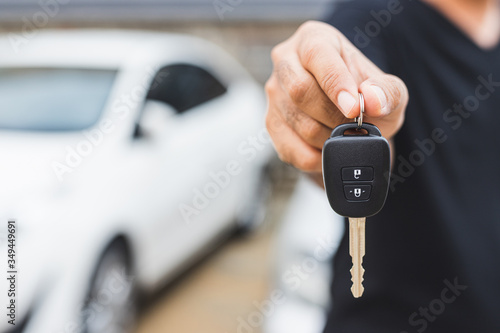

{"left": 264, "top": 175, "right": 344, "bottom": 333}
{"left": 0, "top": 30, "right": 271, "bottom": 333}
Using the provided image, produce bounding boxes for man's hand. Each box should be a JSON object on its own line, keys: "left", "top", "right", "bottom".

{"left": 265, "top": 21, "right": 408, "bottom": 177}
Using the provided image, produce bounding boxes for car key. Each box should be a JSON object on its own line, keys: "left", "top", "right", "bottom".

{"left": 322, "top": 93, "right": 391, "bottom": 298}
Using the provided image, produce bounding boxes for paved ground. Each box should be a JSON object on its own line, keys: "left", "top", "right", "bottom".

{"left": 135, "top": 164, "right": 297, "bottom": 333}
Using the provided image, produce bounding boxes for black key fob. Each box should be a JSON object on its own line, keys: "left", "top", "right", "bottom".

{"left": 322, "top": 122, "right": 391, "bottom": 218}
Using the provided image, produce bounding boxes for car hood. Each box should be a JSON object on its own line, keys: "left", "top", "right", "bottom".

{"left": 0, "top": 132, "right": 70, "bottom": 209}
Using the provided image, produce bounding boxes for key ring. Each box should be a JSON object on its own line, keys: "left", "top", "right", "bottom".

{"left": 356, "top": 93, "right": 364, "bottom": 129}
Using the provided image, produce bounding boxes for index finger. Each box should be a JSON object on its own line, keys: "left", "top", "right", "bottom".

{"left": 296, "top": 22, "right": 363, "bottom": 118}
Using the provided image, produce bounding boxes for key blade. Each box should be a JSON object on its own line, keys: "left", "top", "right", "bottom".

{"left": 349, "top": 217, "right": 366, "bottom": 298}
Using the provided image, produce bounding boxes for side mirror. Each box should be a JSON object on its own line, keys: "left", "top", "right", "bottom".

{"left": 134, "top": 100, "right": 175, "bottom": 139}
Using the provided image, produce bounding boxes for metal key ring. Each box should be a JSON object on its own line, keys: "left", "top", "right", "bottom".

{"left": 356, "top": 93, "right": 364, "bottom": 129}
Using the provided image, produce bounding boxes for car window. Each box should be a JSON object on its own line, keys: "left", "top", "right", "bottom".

{"left": 146, "top": 64, "right": 227, "bottom": 113}
{"left": 0, "top": 68, "right": 117, "bottom": 131}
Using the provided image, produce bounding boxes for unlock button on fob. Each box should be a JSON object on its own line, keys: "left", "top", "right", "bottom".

{"left": 344, "top": 185, "right": 371, "bottom": 201}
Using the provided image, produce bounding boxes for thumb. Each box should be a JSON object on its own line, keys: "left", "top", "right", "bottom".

{"left": 359, "top": 74, "right": 408, "bottom": 118}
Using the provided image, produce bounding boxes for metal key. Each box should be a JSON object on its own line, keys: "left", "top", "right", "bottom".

{"left": 349, "top": 217, "right": 365, "bottom": 297}
{"left": 322, "top": 93, "right": 390, "bottom": 298}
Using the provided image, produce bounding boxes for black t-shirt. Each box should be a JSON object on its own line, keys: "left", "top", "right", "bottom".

{"left": 324, "top": 1, "right": 500, "bottom": 332}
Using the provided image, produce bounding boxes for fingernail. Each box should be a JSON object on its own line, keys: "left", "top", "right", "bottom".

{"left": 371, "top": 85, "right": 388, "bottom": 114}
{"left": 337, "top": 91, "right": 356, "bottom": 117}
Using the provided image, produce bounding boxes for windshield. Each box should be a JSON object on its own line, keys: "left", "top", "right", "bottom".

{"left": 0, "top": 68, "right": 117, "bottom": 131}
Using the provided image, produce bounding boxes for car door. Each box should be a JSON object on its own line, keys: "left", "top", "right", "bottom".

{"left": 134, "top": 63, "right": 240, "bottom": 285}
